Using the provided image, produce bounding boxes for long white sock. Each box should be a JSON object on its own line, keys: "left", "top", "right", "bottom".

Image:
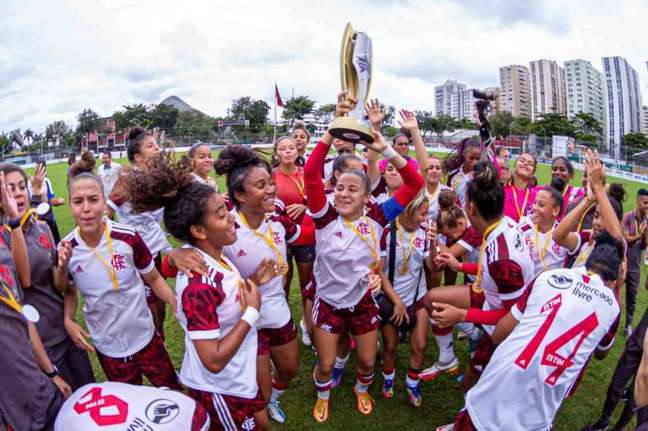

{"left": 334, "top": 353, "right": 350, "bottom": 369}
{"left": 435, "top": 333, "right": 455, "bottom": 363}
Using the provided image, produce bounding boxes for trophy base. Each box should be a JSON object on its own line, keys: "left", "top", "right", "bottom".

{"left": 328, "top": 117, "right": 375, "bottom": 144}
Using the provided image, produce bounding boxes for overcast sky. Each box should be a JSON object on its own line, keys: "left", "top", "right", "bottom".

{"left": 2, "top": 0, "right": 647, "bottom": 132}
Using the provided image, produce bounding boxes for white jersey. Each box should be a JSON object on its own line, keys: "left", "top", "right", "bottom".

{"left": 223, "top": 210, "right": 300, "bottom": 329}
{"left": 479, "top": 216, "right": 535, "bottom": 334}
{"left": 65, "top": 220, "right": 155, "bottom": 357}
{"left": 425, "top": 183, "right": 452, "bottom": 224}
{"left": 518, "top": 217, "right": 574, "bottom": 278}
{"left": 191, "top": 172, "right": 219, "bottom": 191}
{"left": 448, "top": 169, "right": 472, "bottom": 208}
{"left": 456, "top": 225, "right": 482, "bottom": 282}
{"left": 176, "top": 247, "right": 258, "bottom": 398}
{"left": 310, "top": 201, "right": 385, "bottom": 308}
{"left": 97, "top": 162, "right": 121, "bottom": 196}
{"left": 54, "top": 382, "right": 209, "bottom": 431}
{"left": 380, "top": 223, "right": 428, "bottom": 306}
{"left": 466, "top": 267, "right": 620, "bottom": 431}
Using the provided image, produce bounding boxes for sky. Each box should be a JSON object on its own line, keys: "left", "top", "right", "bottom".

{"left": 2, "top": 0, "right": 647, "bottom": 133}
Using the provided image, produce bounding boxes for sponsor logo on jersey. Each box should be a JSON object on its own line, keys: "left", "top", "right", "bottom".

{"left": 75, "top": 264, "right": 84, "bottom": 273}
{"left": 74, "top": 387, "right": 129, "bottom": 426}
{"left": 547, "top": 273, "right": 574, "bottom": 290}
{"left": 334, "top": 231, "right": 343, "bottom": 239}
{"left": 357, "top": 222, "right": 370, "bottom": 235}
{"left": 39, "top": 233, "right": 53, "bottom": 249}
{"left": 237, "top": 249, "right": 247, "bottom": 257}
{"left": 272, "top": 231, "right": 282, "bottom": 246}
{"left": 145, "top": 398, "right": 180, "bottom": 424}
{"left": 112, "top": 254, "right": 126, "bottom": 271}
{"left": 514, "top": 233, "right": 524, "bottom": 252}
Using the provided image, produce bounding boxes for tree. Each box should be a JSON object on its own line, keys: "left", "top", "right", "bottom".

{"left": 531, "top": 113, "right": 575, "bottom": 138}
{"left": 570, "top": 112, "right": 603, "bottom": 145}
{"left": 415, "top": 111, "right": 435, "bottom": 138}
{"left": 112, "top": 103, "right": 153, "bottom": 131}
{"left": 282, "top": 95, "right": 316, "bottom": 123}
{"left": 229, "top": 97, "right": 270, "bottom": 133}
{"left": 455, "top": 117, "right": 478, "bottom": 130}
{"left": 174, "top": 111, "right": 215, "bottom": 143}
{"left": 76, "top": 108, "right": 101, "bottom": 146}
{"left": 490, "top": 111, "right": 515, "bottom": 138}
{"left": 622, "top": 132, "right": 648, "bottom": 149}
{"left": 432, "top": 114, "right": 457, "bottom": 141}
{"left": 45, "top": 121, "right": 71, "bottom": 144}
{"left": 23, "top": 129, "right": 34, "bottom": 143}
{"left": 150, "top": 103, "right": 179, "bottom": 132}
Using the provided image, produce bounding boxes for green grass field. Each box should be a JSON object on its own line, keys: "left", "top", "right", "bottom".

{"left": 29, "top": 155, "right": 648, "bottom": 430}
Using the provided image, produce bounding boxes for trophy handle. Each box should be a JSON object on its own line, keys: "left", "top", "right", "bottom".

{"left": 340, "top": 23, "right": 358, "bottom": 107}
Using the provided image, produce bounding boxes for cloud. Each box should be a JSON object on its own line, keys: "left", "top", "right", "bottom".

{"left": 0, "top": 0, "right": 646, "bottom": 133}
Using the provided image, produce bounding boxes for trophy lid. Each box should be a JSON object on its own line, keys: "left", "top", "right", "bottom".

{"left": 339, "top": 23, "right": 372, "bottom": 105}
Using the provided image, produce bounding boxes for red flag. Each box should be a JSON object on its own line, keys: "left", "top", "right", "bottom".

{"left": 275, "top": 84, "right": 285, "bottom": 108}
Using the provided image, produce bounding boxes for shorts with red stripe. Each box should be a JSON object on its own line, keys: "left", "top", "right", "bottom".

{"left": 312, "top": 290, "right": 380, "bottom": 336}
{"left": 257, "top": 319, "right": 297, "bottom": 356}
{"left": 188, "top": 388, "right": 265, "bottom": 431}
{"left": 453, "top": 408, "right": 478, "bottom": 430}
{"left": 96, "top": 332, "right": 181, "bottom": 390}
{"left": 468, "top": 330, "right": 495, "bottom": 376}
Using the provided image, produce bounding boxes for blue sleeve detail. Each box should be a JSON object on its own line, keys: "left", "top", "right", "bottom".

{"left": 380, "top": 197, "right": 405, "bottom": 222}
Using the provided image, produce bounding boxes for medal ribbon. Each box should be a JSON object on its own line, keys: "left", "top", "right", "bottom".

{"left": 576, "top": 203, "right": 596, "bottom": 232}
{"left": 534, "top": 224, "right": 554, "bottom": 271}
{"left": 343, "top": 216, "right": 379, "bottom": 270}
{"left": 512, "top": 186, "right": 530, "bottom": 220}
{"left": 0, "top": 281, "right": 22, "bottom": 315}
{"left": 280, "top": 170, "right": 305, "bottom": 198}
{"left": 238, "top": 211, "right": 288, "bottom": 274}
{"left": 79, "top": 223, "right": 119, "bottom": 291}
{"left": 396, "top": 220, "right": 416, "bottom": 275}
{"left": 472, "top": 220, "right": 502, "bottom": 293}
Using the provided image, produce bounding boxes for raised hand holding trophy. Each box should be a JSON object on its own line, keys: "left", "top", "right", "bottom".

{"left": 328, "top": 23, "right": 375, "bottom": 144}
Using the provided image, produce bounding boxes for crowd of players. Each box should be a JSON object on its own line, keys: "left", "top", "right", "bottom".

{"left": 0, "top": 91, "right": 647, "bottom": 430}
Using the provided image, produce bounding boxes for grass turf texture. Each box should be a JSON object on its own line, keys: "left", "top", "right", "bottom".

{"left": 28, "top": 154, "right": 647, "bottom": 430}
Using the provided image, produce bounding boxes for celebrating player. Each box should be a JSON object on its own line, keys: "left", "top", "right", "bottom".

{"left": 551, "top": 156, "right": 584, "bottom": 220}
{"left": 443, "top": 138, "right": 481, "bottom": 207}
{"left": 304, "top": 117, "right": 424, "bottom": 422}
{"left": 442, "top": 232, "right": 623, "bottom": 431}
{"left": 503, "top": 152, "right": 538, "bottom": 223}
{"left": 61, "top": 168, "right": 180, "bottom": 389}
{"left": 187, "top": 142, "right": 218, "bottom": 190}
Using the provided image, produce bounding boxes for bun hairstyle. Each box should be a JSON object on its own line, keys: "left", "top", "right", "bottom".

{"left": 125, "top": 152, "right": 217, "bottom": 243}
{"left": 214, "top": 145, "right": 271, "bottom": 207}
{"left": 586, "top": 230, "right": 624, "bottom": 282}
{"left": 466, "top": 161, "right": 504, "bottom": 221}
{"left": 69, "top": 151, "right": 96, "bottom": 178}
{"left": 292, "top": 121, "right": 311, "bottom": 141}
{"left": 127, "top": 126, "right": 153, "bottom": 162}
{"left": 443, "top": 137, "right": 481, "bottom": 174}
{"left": 437, "top": 189, "right": 465, "bottom": 230}
{"left": 606, "top": 183, "right": 625, "bottom": 221}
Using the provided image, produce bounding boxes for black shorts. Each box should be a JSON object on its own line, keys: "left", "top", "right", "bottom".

{"left": 287, "top": 244, "right": 316, "bottom": 264}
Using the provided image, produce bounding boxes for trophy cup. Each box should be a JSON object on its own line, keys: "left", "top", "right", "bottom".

{"left": 328, "top": 23, "right": 375, "bottom": 144}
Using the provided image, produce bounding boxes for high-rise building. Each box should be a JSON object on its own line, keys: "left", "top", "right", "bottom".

{"left": 462, "top": 87, "right": 500, "bottom": 122}
{"left": 435, "top": 80, "right": 467, "bottom": 120}
{"left": 529, "top": 60, "right": 567, "bottom": 121}
{"left": 642, "top": 106, "right": 648, "bottom": 134}
{"left": 602, "top": 56, "right": 643, "bottom": 157}
{"left": 564, "top": 60, "right": 606, "bottom": 133}
{"left": 499, "top": 65, "right": 531, "bottom": 118}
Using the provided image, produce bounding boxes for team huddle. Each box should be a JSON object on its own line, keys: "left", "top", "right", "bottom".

{"left": 0, "top": 91, "right": 646, "bottom": 431}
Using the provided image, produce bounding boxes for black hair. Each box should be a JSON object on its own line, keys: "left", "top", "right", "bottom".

{"left": 125, "top": 152, "right": 215, "bottom": 244}
{"left": 214, "top": 145, "right": 271, "bottom": 207}
{"left": 69, "top": 151, "right": 96, "bottom": 178}
{"left": 188, "top": 142, "right": 210, "bottom": 158}
{"left": 340, "top": 169, "right": 371, "bottom": 194}
{"left": 585, "top": 231, "right": 624, "bottom": 282}
{"left": 443, "top": 138, "right": 481, "bottom": 173}
{"left": 638, "top": 188, "right": 648, "bottom": 197}
{"left": 552, "top": 156, "right": 574, "bottom": 177}
{"left": 545, "top": 177, "right": 565, "bottom": 211}
{"left": 466, "top": 161, "right": 504, "bottom": 221}
{"left": 392, "top": 133, "right": 409, "bottom": 145}
{"left": 495, "top": 146, "right": 508, "bottom": 157}
{"left": 127, "top": 126, "right": 153, "bottom": 163}
{"left": 330, "top": 153, "right": 363, "bottom": 186}
{"left": 606, "top": 183, "right": 625, "bottom": 221}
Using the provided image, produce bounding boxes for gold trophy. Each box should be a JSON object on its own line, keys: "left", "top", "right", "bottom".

{"left": 328, "top": 23, "right": 375, "bottom": 144}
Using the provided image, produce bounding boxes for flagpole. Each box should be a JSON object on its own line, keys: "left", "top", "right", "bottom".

{"left": 273, "top": 83, "right": 277, "bottom": 143}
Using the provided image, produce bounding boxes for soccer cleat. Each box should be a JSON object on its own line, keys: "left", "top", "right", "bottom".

{"left": 624, "top": 325, "right": 633, "bottom": 337}
{"left": 331, "top": 366, "right": 345, "bottom": 388}
{"left": 419, "top": 357, "right": 460, "bottom": 382}
{"left": 436, "top": 424, "right": 455, "bottom": 431}
{"left": 406, "top": 385, "right": 422, "bottom": 407}
{"left": 353, "top": 387, "right": 375, "bottom": 416}
{"left": 312, "top": 398, "right": 329, "bottom": 423}
{"left": 300, "top": 319, "right": 312, "bottom": 347}
{"left": 382, "top": 378, "right": 394, "bottom": 399}
{"left": 267, "top": 400, "right": 286, "bottom": 423}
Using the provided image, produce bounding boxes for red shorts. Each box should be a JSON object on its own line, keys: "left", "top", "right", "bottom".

{"left": 302, "top": 278, "right": 315, "bottom": 302}
{"left": 454, "top": 408, "right": 478, "bottom": 430}
{"left": 96, "top": 332, "right": 181, "bottom": 390}
{"left": 257, "top": 319, "right": 297, "bottom": 356}
{"left": 468, "top": 331, "right": 495, "bottom": 376}
{"left": 312, "top": 291, "right": 380, "bottom": 336}
{"left": 189, "top": 388, "right": 265, "bottom": 431}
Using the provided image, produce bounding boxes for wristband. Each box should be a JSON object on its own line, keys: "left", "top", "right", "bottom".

{"left": 241, "top": 307, "right": 259, "bottom": 327}
{"left": 45, "top": 365, "right": 59, "bottom": 379}
{"left": 6, "top": 217, "right": 21, "bottom": 230}
{"left": 381, "top": 146, "right": 398, "bottom": 160}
